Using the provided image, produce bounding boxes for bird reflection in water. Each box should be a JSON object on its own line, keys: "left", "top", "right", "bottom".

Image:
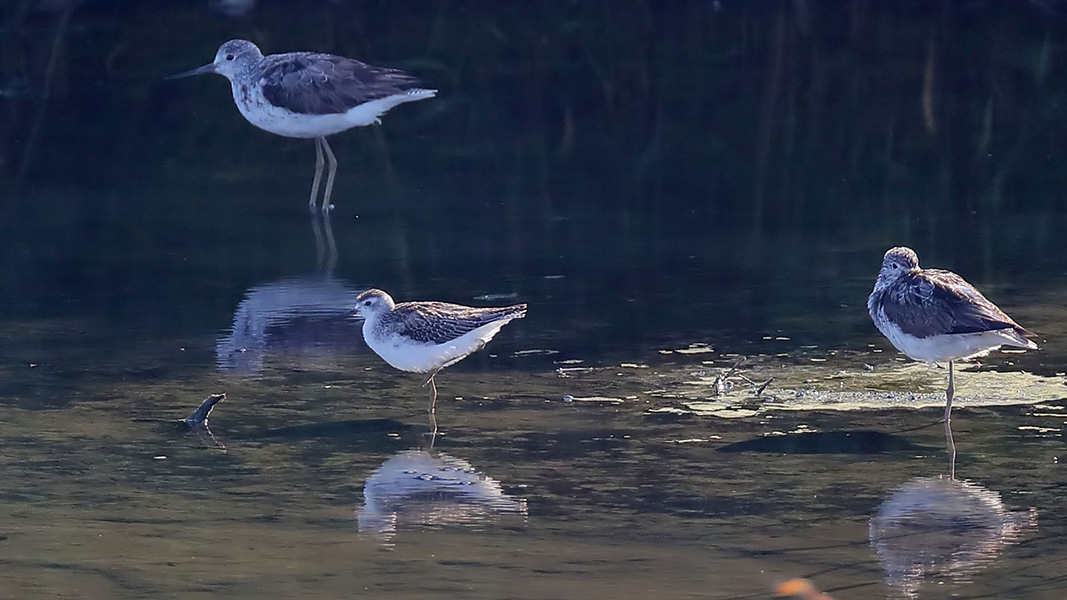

{"left": 357, "top": 446, "right": 528, "bottom": 545}
{"left": 868, "top": 422, "right": 1037, "bottom": 598}
{"left": 217, "top": 212, "right": 364, "bottom": 374}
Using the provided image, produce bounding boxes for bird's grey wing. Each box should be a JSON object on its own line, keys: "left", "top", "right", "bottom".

{"left": 386, "top": 303, "right": 525, "bottom": 344}
{"left": 259, "top": 53, "right": 426, "bottom": 115}
{"left": 883, "top": 270, "right": 1021, "bottom": 337}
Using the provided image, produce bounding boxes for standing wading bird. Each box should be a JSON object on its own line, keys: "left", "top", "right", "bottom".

{"left": 868, "top": 246, "right": 1037, "bottom": 422}
{"left": 169, "top": 40, "right": 436, "bottom": 212}
{"left": 355, "top": 289, "right": 527, "bottom": 413}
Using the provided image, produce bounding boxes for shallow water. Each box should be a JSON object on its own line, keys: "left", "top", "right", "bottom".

{"left": 4, "top": 2, "right": 1067, "bottom": 599}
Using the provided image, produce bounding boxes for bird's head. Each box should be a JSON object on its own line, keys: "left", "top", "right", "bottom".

{"left": 355, "top": 289, "right": 396, "bottom": 319}
{"left": 877, "top": 246, "right": 920, "bottom": 285}
{"left": 168, "top": 39, "right": 263, "bottom": 81}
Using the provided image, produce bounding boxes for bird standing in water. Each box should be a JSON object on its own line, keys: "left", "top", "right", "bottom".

{"left": 868, "top": 246, "right": 1037, "bottom": 422}
{"left": 170, "top": 39, "right": 435, "bottom": 212}
{"left": 355, "top": 289, "right": 527, "bottom": 413}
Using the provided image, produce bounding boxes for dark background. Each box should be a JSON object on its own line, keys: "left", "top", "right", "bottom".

{"left": 1, "top": 0, "right": 1065, "bottom": 374}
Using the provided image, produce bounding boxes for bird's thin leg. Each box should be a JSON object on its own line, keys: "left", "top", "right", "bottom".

{"left": 423, "top": 372, "right": 439, "bottom": 414}
{"left": 944, "top": 360, "right": 955, "bottom": 423}
{"left": 309, "top": 137, "right": 325, "bottom": 210}
{"left": 320, "top": 136, "right": 338, "bottom": 213}
{"left": 944, "top": 419, "right": 956, "bottom": 481}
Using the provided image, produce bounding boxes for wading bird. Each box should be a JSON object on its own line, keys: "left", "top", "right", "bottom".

{"left": 170, "top": 40, "right": 435, "bottom": 212}
{"left": 868, "top": 246, "right": 1037, "bottom": 421}
{"left": 355, "top": 289, "right": 527, "bottom": 413}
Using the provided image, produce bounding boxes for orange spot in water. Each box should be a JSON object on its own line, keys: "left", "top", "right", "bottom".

{"left": 775, "top": 578, "right": 834, "bottom": 600}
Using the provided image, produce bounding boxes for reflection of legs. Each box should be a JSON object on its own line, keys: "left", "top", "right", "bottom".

{"left": 310, "top": 209, "right": 338, "bottom": 274}
{"left": 321, "top": 209, "right": 337, "bottom": 272}
{"left": 944, "top": 418, "right": 956, "bottom": 480}
{"left": 311, "top": 209, "right": 325, "bottom": 265}
{"left": 423, "top": 371, "right": 440, "bottom": 414}
{"left": 309, "top": 137, "right": 325, "bottom": 209}
{"left": 320, "top": 136, "right": 338, "bottom": 212}
{"left": 427, "top": 411, "right": 438, "bottom": 449}
{"left": 944, "top": 360, "right": 955, "bottom": 423}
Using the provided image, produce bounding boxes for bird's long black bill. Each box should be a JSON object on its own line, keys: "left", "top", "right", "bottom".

{"left": 166, "top": 63, "right": 217, "bottom": 80}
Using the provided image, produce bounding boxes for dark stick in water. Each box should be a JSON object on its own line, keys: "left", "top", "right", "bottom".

{"left": 184, "top": 393, "right": 226, "bottom": 427}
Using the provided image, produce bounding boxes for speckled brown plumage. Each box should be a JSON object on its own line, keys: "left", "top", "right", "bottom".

{"left": 376, "top": 301, "right": 528, "bottom": 345}
{"left": 259, "top": 53, "right": 427, "bottom": 115}
{"left": 872, "top": 265, "right": 1030, "bottom": 340}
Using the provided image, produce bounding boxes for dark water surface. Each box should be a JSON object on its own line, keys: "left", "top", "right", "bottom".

{"left": 3, "top": 2, "right": 1067, "bottom": 599}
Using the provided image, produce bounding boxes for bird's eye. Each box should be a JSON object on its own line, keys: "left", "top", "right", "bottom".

{"left": 363, "top": 300, "right": 372, "bottom": 306}
{"left": 892, "top": 264, "right": 898, "bottom": 269}
{"left": 226, "top": 54, "right": 235, "bottom": 61}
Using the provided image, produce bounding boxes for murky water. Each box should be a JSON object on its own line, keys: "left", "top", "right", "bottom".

{"left": 4, "top": 2, "right": 1067, "bottom": 599}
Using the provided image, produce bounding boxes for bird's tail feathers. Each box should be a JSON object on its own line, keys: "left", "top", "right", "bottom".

{"left": 507, "top": 304, "right": 528, "bottom": 320}
{"left": 1004, "top": 326, "right": 1038, "bottom": 350}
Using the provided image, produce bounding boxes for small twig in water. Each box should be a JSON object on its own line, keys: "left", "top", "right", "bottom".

{"left": 184, "top": 393, "right": 226, "bottom": 427}
{"left": 737, "top": 374, "right": 758, "bottom": 386}
{"left": 755, "top": 377, "right": 774, "bottom": 397}
{"left": 723, "top": 356, "right": 746, "bottom": 378}
{"left": 184, "top": 393, "right": 227, "bottom": 449}
{"left": 713, "top": 356, "right": 746, "bottom": 395}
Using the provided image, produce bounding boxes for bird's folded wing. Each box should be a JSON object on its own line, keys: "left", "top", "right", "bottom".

{"left": 883, "top": 270, "right": 1021, "bottom": 338}
{"left": 260, "top": 53, "right": 425, "bottom": 115}
{"left": 387, "top": 303, "right": 524, "bottom": 344}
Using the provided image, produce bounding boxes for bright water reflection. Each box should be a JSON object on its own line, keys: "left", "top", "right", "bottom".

{"left": 870, "top": 476, "right": 1038, "bottom": 599}
{"left": 0, "top": 341, "right": 1063, "bottom": 598}
{"left": 216, "top": 275, "right": 363, "bottom": 374}
{"left": 357, "top": 448, "right": 528, "bottom": 545}
{"left": 216, "top": 213, "right": 366, "bottom": 374}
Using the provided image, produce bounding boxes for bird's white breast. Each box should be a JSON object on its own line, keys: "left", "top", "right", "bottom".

{"left": 361, "top": 317, "right": 510, "bottom": 373}
{"left": 872, "top": 306, "right": 1020, "bottom": 363}
{"left": 230, "top": 83, "right": 435, "bottom": 139}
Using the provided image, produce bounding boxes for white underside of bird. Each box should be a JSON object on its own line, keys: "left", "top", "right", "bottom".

{"left": 871, "top": 306, "right": 1037, "bottom": 363}
{"left": 231, "top": 83, "right": 436, "bottom": 138}
{"left": 361, "top": 319, "right": 516, "bottom": 373}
